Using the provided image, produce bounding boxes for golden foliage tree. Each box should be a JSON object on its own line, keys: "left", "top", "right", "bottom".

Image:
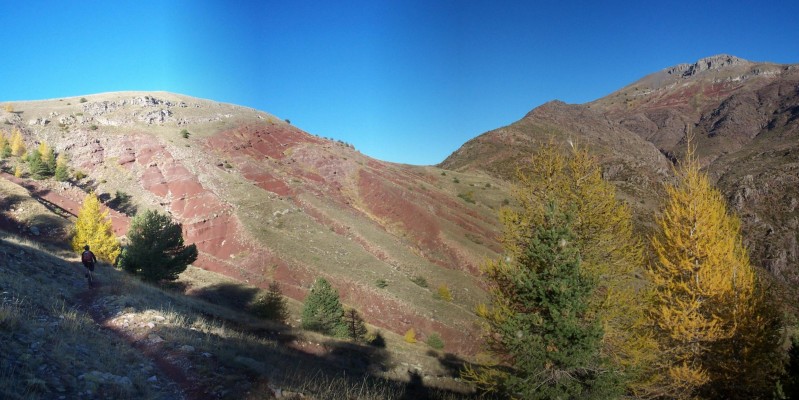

{"left": 37, "top": 142, "right": 50, "bottom": 161}
{"left": 404, "top": 328, "right": 417, "bottom": 343}
{"left": 465, "top": 142, "right": 655, "bottom": 396}
{"left": 647, "top": 146, "right": 782, "bottom": 399}
{"left": 71, "top": 192, "right": 120, "bottom": 263}
{"left": 10, "top": 128, "right": 25, "bottom": 157}
{"left": 514, "top": 144, "right": 653, "bottom": 375}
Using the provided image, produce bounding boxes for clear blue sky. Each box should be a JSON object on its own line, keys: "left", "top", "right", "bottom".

{"left": 2, "top": 1, "right": 797, "bottom": 165}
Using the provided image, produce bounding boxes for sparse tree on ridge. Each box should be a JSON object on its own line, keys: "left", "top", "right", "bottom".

{"left": 71, "top": 192, "right": 121, "bottom": 263}
{"left": 119, "top": 209, "right": 197, "bottom": 282}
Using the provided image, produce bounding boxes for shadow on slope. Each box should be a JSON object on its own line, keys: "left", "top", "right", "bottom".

{"left": 0, "top": 229, "right": 485, "bottom": 399}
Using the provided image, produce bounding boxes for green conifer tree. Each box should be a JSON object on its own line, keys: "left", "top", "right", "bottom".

{"left": 301, "top": 277, "right": 347, "bottom": 337}
{"left": 466, "top": 203, "right": 617, "bottom": 399}
{"left": 54, "top": 153, "right": 69, "bottom": 181}
{"left": 27, "top": 149, "right": 48, "bottom": 180}
{"left": 342, "top": 308, "right": 368, "bottom": 342}
{"left": 119, "top": 209, "right": 197, "bottom": 282}
{"left": 251, "top": 281, "right": 289, "bottom": 323}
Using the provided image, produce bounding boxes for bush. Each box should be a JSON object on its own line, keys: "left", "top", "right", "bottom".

{"left": 365, "top": 330, "right": 386, "bottom": 348}
{"left": 89, "top": 125, "right": 98, "bottom": 131}
{"left": 435, "top": 284, "right": 453, "bottom": 302}
{"left": 452, "top": 177, "right": 460, "bottom": 184}
{"left": 426, "top": 333, "right": 444, "bottom": 350}
{"left": 375, "top": 279, "right": 388, "bottom": 289}
{"left": 79, "top": 97, "right": 88, "bottom": 103}
{"left": 404, "top": 328, "right": 417, "bottom": 343}
{"left": 457, "top": 191, "right": 475, "bottom": 204}
{"left": 119, "top": 209, "right": 198, "bottom": 282}
{"left": 410, "top": 276, "right": 428, "bottom": 288}
{"left": 180, "top": 129, "right": 190, "bottom": 139}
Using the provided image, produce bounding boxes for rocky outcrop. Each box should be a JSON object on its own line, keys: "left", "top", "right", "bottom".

{"left": 667, "top": 54, "right": 750, "bottom": 77}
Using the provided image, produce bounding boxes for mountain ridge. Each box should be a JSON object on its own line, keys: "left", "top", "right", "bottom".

{"left": 443, "top": 54, "right": 799, "bottom": 289}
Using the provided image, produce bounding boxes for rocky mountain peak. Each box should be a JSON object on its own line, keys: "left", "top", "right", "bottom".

{"left": 666, "top": 54, "right": 751, "bottom": 78}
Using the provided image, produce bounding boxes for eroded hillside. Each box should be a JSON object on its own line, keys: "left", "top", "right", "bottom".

{"left": 1, "top": 93, "right": 508, "bottom": 354}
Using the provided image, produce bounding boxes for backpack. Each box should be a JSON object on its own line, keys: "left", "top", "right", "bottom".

{"left": 82, "top": 251, "right": 94, "bottom": 264}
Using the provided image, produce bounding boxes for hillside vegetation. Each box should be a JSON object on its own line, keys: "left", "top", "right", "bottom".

{"left": 0, "top": 229, "right": 480, "bottom": 399}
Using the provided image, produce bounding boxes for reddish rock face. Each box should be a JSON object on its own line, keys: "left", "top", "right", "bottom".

{"left": 37, "top": 116, "right": 501, "bottom": 355}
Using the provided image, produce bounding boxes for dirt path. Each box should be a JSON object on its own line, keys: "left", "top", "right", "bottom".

{"left": 76, "top": 279, "right": 208, "bottom": 400}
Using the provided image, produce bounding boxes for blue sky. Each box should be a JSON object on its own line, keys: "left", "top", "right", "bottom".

{"left": 1, "top": 1, "right": 797, "bottom": 165}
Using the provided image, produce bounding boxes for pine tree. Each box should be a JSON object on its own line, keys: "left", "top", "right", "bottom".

{"left": 119, "top": 209, "right": 197, "bottom": 282}
{"left": 301, "top": 277, "right": 347, "bottom": 337}
{"left": 647, "top": 145, "right": 783, "bottom": 399}
{"left": 27, "top": 149, "right": 48, "bottom": 180}
{"left": 9, "top": 128, "right": 25, "bottom": 157}
{"left": 251, "top": 281, "right": 289, "bottom": 323}
{"left": 71, "top": 192, "right": 121, "bottom": 263}
{"left": 39, "top": 142, "right": 56, "bottom": 177}
{"left": 466, "top": 203, "right": 616, "bottom": 399}
{"left": 342, "top": 308, "right": 368, "bottom": 342}
{"left": 476, "top": 142, "right": 653, "bottom": 394}
{"left": 54, "top": 153, "right": 69, "bottom": 181}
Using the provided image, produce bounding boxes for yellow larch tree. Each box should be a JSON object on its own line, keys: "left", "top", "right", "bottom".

{"left": 10, "top": 128, "right": 25, "bottom": 156}
{"left": 647, "top": 144, "right": 782, "bottom": 399}
{"left": 37, "top": 141, "right": 50, "bottom": 161}
{"left": 71, "top": 192, "right": 121, "bottom": 263}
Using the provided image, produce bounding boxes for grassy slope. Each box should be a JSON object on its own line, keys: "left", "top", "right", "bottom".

{"left": 3, "top": 93, "right": 508, "bottom": 355}
{"left": 0, "top": 176, "right": 486, "bottom": 399}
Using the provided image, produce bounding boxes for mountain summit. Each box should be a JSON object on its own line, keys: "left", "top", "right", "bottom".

{"left": 443, "top": 55, "right": 799, "bottom": 288}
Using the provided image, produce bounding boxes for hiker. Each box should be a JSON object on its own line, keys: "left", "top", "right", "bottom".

{"left": 81, "top": 245, "right": 97, "bottom": 283}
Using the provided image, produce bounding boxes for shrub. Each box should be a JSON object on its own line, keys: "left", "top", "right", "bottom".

{"left": 74, "top": 170, "right": 86, "bottom": 180}
{"left": 89, "top": 125, "right": 98, "bottom": 131}
{"left": 119, "top": 209, "right": 197, "bottom": 282}
{"left": 435, "top": 284, "right": 453, "bottom": 302}
{"left": 410, "top": 276, "right": 428, "bottom": 288}
{"left": 426, "top": 333, "right": 444, "bottom": 350}
{"left": 365, "top": 330, "right": 386, "bottom": 348}
{"left": 404, "top": 328, "right": 417, "bottom": 344}
{"left": 180, "top": 129, "right": 190, "bottom": 139}
{"left": 375, "top": 279, "right": 388, "bottom": 289}
{"left": 452, "top": 177, "right": 460, "bottom": 184}
{"left": 457, "top": 191, "right": 475, "bottom": 204}
{"left": 79, "top": 97, "right": 88, "bottom": 103}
